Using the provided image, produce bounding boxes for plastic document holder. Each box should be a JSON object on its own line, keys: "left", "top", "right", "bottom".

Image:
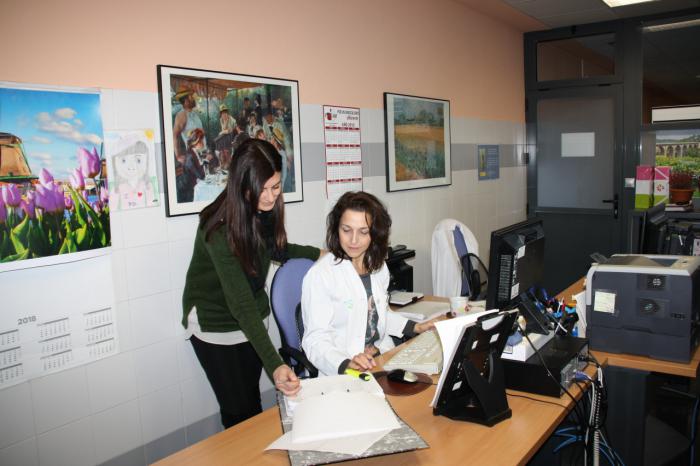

{"left": 432, "top": 309, "right": 518, "bottom": 427}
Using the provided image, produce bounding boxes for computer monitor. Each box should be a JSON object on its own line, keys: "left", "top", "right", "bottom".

{"left": 639, "top": 203, "right": 668, "bottom": 254}
{"left": 485, "top": 219, "right": 545, "bottom": 311}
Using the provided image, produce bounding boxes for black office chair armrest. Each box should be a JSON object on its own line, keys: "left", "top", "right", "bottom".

{"left": 279, "top": 345, "right": 318, "bottom": 378}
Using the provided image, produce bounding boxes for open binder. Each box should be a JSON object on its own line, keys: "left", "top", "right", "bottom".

{"left": 432, "top": 309, "right": 518, "bottom": 426}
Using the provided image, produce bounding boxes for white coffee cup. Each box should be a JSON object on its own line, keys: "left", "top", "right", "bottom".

{"left": 449, "top": 296, "right": 468, "bottom": 313}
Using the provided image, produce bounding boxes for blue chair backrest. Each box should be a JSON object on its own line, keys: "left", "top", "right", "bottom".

{"left": 452, "top": 226, "right": 472, "bottom": 297}
{"left": 270, "top": 258, "right": 315, "bottom": 351}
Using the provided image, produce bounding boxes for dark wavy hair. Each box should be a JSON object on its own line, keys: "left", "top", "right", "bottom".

{"left": 326, "top": 191, "right": 391, "bottom": 273}
{"left": 199, "top": 139, "right": 286, "bottom": 276}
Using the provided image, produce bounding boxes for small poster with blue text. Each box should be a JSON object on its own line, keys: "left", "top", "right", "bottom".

{"left": 478, "top": 145, "right": 500, "bottom": 180}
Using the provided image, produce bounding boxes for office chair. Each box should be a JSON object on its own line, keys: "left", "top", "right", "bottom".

{"left": 453, "top": 226, "right": 488, "bottom": 300}
{"left": 270, "top": 258, "right": 318, "bottom": 378}
{"left": 431, "top": 219, "right": 486, "bottom": 298}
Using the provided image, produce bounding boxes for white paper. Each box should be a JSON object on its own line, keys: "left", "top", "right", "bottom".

{"left": 394, "top": 300, "right": 450, "bottom": 322}
{"left": 284, "top": 374, "right": 383, "bottom": 416}
{"left": 291, "top": 391, "right": 400, "bottom": 444}
{"left": 430, "top": 310, "right": 496, "bottom": 407}
{"left": 270, "top": 375, "right": 400, "bottom": 455}
{"left": 389, "top": 291, "right": 425, "bottom": 306}
{"left": 266, "top": 429, "right": 392, "bottom": 455}
{"left": 593, "top": 291, "right": 616, "bottom": 313}
{"left": 561, "top": 132, "right": 595, "bottom": 157}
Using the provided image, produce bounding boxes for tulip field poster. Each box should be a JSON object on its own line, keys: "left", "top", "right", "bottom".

{"left": 0, "top": 83, "right": 117, "bottom": 389}
{"left": 0, "top": 83, "right": 110, "bottom": 270}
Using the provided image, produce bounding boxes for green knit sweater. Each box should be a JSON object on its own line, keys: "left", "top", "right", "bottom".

{"left": 182, "top": 226, "right": 320, "bottom": 377}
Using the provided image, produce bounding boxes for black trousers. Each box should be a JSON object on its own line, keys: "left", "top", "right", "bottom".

{"left": 190, "top": 336, "right": 263, "bottom": 429}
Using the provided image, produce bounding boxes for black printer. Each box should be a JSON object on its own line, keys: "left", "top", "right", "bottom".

{"left": 585, "top": 254, "right": 700, "bottom": 362}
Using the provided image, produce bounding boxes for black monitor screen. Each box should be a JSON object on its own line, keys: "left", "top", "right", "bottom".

{"left": 639, "top": 203, "right": 668, "bottom": 254}
{"left": 486, "top": 219, "right": 545, "bottom": 310}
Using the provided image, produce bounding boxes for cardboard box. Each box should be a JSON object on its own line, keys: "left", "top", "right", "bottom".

{"left": 635, "top": 165, "right": 653, "bottom": 209}
{"left": 654, "top": 166, "right": 671, "bottom": 205}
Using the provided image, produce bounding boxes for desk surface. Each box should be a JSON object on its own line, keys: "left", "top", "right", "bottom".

{"left": 155, "top": 380, "right": 589, "bottom": 466}
{"left": 155, "top": 286, "right": 700, "bottom": 466}
{"left": 156, "top": 298, "right": 592, "bottom": 466}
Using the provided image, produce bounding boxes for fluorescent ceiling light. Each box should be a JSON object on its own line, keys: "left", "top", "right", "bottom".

{"left": 601, "top": 0, "right": 657, "bottom": 7}
{"left": 643, "top": 18, "right": 700, "bottom": 32}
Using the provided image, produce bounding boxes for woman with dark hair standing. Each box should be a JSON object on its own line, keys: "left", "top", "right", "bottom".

{"left": 301, "top": 191, "right": 438, "bottom": 376}
{"left": 182, "top": 139, "right": 320, "bottom": 428}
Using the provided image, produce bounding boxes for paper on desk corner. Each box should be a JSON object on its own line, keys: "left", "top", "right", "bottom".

{"left": 389, "top": 291, "right": 425, "bottom": 306}
{"left": 395, "top": 300, "right": 450, "bottom": 322}
{"left": 430, "top": 309, "right": 497, "bottom": 407}
{"left": 467, "top": 299, "right": 487, "bottom": 307}
{"left": 284, "top": 374, "right": 384, "bottom": 417}
{"left": 265, "top": 429, "right": 393, "bottom": 455}
{"left": 291, "top": 391, "right": 400, "bottom": 444}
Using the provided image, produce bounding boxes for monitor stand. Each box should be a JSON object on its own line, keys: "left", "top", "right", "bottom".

{"left": 433, "top": 310, "right": 518, "bottom": 427}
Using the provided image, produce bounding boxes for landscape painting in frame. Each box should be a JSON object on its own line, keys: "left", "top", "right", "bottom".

{"left": 0, "top": 83, "right": 109, "bottom": 271}
{"left": 384, "top": 93, "right": 451, "bottom": 192}
{"left": 158, "top": 65, "right": 303, "bottom": 216}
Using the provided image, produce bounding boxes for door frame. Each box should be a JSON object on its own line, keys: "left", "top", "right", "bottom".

{"left": 524, "top": 20, "right": 640, "bottom": 254}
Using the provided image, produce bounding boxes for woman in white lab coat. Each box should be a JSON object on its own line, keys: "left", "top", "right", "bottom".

{"left": 301, "top": 191, "right": 436, "bottom": 376}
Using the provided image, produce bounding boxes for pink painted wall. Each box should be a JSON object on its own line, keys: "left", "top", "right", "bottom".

{"left": 2, "top": 0, "right": 524, "bottom": 121}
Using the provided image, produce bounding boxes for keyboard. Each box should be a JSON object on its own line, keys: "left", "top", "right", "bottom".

{"left": 383, "top": 330, "right": 442, "bottom": 375}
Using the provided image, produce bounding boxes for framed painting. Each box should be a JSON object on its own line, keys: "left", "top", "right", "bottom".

{"left": 158, "top": 65, "right": 303, "bottom": 216}
{"left": 384, "top": 93, "right": 451, "bottom": 192}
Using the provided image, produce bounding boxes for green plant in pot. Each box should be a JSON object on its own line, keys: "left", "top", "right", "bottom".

{"left": 669, "top": 169, "right": 694, "bottom": 204}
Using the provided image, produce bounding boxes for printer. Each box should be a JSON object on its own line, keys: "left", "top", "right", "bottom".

{"left": 585, "top": 254, "right": 700, "bottom": 362}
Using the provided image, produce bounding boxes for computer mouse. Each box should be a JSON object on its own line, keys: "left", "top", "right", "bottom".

{"left": 387, "top": 369, "right": 419, "bottom": 384}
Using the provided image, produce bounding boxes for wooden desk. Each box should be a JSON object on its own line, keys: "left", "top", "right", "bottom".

{"left": 156, "top": 362, "right": 589, "bottom": 466}
{"left": 156, "top": 300, "right": 592, "bottom": 466}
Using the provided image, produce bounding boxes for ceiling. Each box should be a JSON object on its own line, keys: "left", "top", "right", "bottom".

{"left": 465, "top": 0, "right": 700, "bottom": 106}
{"left": 499, "top": 0, "right": 700, "bottom": 29}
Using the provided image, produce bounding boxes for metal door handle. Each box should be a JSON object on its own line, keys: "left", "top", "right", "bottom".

{"left": 602, "top": 194, "right": 618, "bottom": 219}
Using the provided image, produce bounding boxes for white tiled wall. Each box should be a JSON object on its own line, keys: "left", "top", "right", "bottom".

{"left": 0, "top": 91, "right": 526, "bottom": 465}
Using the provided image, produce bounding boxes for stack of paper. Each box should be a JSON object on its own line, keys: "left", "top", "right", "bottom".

{"left": 389, "top": 291, "right": 425, "bottom": 306}
{"left": 267, "top": 375, "right": 401, "bottom": 456}
{"left": 283, "top": 373, "right": 385, "bottom": 416}
{"left": 395, "top": 300, "right": 450, "bottom": 322}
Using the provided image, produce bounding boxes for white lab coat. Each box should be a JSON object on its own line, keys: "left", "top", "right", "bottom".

{"left": 431, "top": 219, "right": 479, "bottom": 298}
{"left": 301, "top": 253, "right": 409, "bottom": 376}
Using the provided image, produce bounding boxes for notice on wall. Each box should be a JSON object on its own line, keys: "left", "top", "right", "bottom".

{"left": 323, "top": 105, "right": 362, "bottom": 202}
{"left": 0, "top": 251, "right": 117, "bottom": 389}
{"left": 561, "top": 132, "right": 595, "bottom": 157}
{"left": 478, "top": 145, "right": 500, "bottom": 180}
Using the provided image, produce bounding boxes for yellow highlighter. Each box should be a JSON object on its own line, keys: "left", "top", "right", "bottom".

{"left": 344, "top": 368, "right": 371, "bottom": 381}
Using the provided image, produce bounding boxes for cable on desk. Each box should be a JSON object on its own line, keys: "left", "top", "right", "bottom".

{"left": 506, "top": 392, "right": 568, "bottom": 408}
{"left": 518, "top": 325, "right": 628, "bottom": 464}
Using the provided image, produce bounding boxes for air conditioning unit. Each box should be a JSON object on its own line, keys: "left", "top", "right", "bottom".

{"left": 651, "top": 105, "right": 700, "bottom": 123}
